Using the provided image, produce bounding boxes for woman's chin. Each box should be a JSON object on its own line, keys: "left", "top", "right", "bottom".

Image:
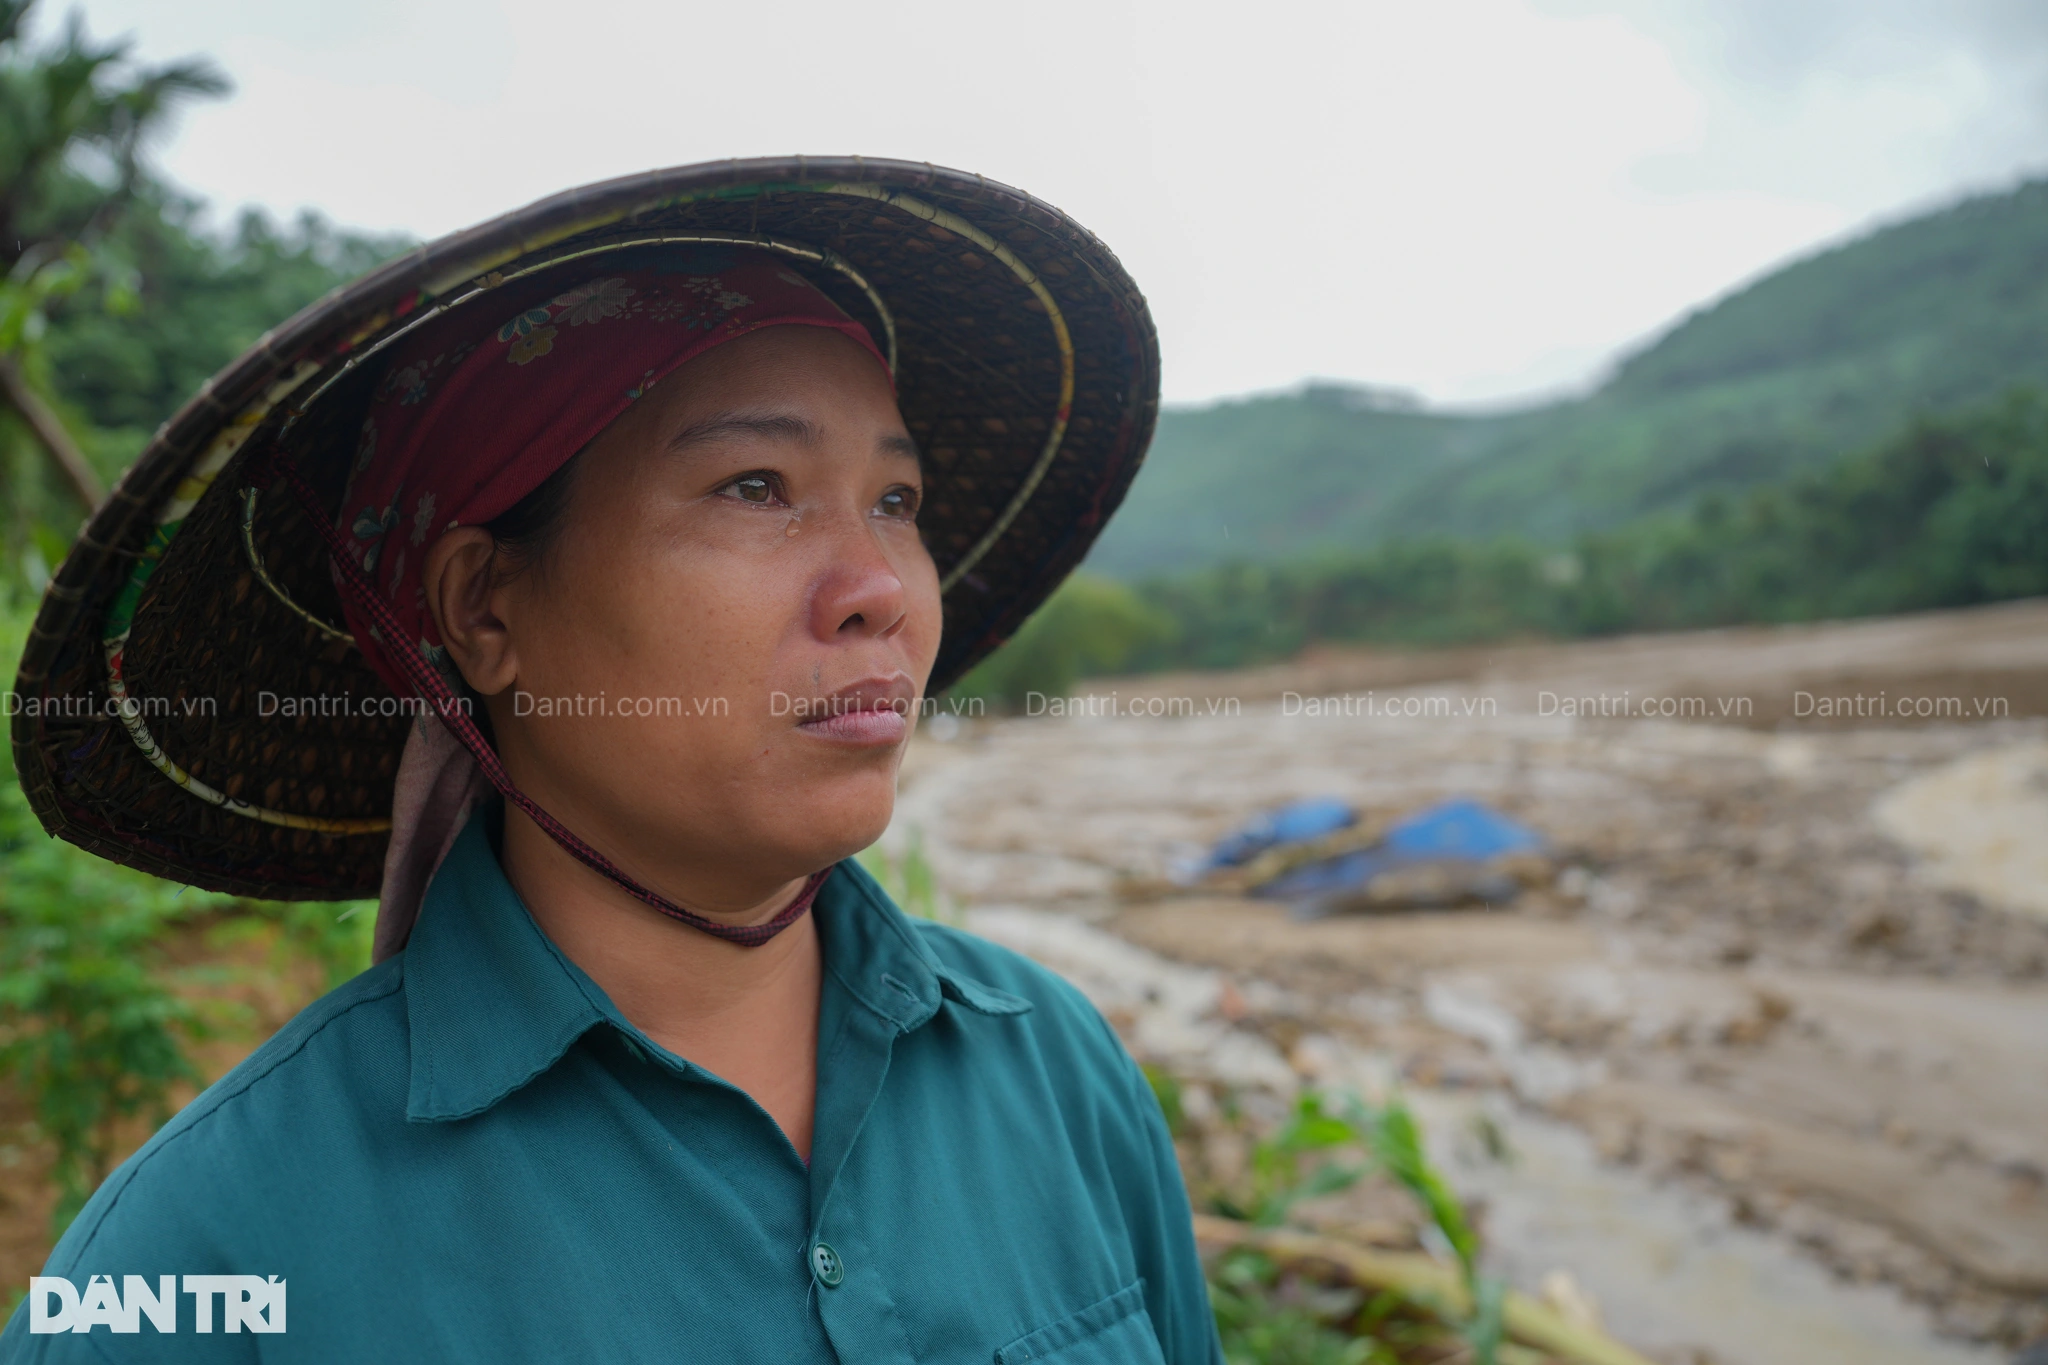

{"left": 749, "top": 776, "right": 897, "bottom": 871}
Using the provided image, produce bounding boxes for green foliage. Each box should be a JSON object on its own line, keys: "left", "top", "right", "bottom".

{"left": 0, "top": 600, "right": 218, "bottom": 1229}
{"left": 0, "top": 798, "right": 210, "bottom": 1231}
{"left": 0, "top": 9, "right": 380, "bottom": 1211}
{"left": 1210, "top": 1091, "right": 1371, "bottom": 1228}
{"left": 1141, "top": 1061, "right": 1186, "bottom": 1137}
{"left": 41, "top": 200, "right": 408, "bottom": 437}
{"left": 855, "top": 828, "right": 957, "bottom": 925}
{"left": 1090, "top": 179, "right": 2048, "bottom": 576}
{"left": 1125, "top": 539, "right": 1567, "bottom": 671}
{"left": 2, "top": 195, "right": 400, "bottom": 576}
{"left": 0, "top": 0, "right": 227, "bottom": 264}
{"left": 1354, "top": 1100, "right": 1477, "bottom": 1275}
{"left": 1098, "top": 389, "right": 2048, "bottom": 672}
{"left": 944, "top": 573, "right": 1176, "bottom": 710}
{"left": 1088, "top": 383, "right": 1458, "bottom": 579}
{"left": 0, "top": 3, "right": 405, "bottom": 584}
{"left": 1170, "top": 1083, "right": 1508, "bottom": 1365}
{"left": 0, "top": 242, "right": 103, "bottom": 356}
{"left": 1347, "top": 1097, "right": 1505, "bottom": 1359}
{"left": 1208, "top": 1249, "right": 1397, "bottom": 1365}
{"left": 974, "top": 382, "right": 2048, "bottom": 679}
{"left": 1562, "top": 389, "right": 2048, "bottom": 629}
{"left": 197, "top": 896, "right": 375, "bottom": 998}
{"left": 0, "top": 599, "right": 372, "bottom": 1231}
{"left": 275, "top": 900, "right": 376, "bottom": 993}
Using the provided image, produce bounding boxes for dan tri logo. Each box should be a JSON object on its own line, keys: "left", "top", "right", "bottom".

{"left": 28, "top": 1275, "right": 286, "bottom": 1334}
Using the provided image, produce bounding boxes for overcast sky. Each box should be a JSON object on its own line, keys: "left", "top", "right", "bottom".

{"left": 44, "top": 0, "right": 2048, "bottom": 408}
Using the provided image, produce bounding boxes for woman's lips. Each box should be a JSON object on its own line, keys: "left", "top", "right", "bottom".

{"left": 793, "top": 675, "right": 916, "bottom": 747}
{"left": 797, "top": 706, "right": 909, "bottom": 746}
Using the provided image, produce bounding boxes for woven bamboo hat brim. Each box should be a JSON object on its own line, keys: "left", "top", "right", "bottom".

{"left": 11, "top": 157, "right": 1160, "bottom": 900}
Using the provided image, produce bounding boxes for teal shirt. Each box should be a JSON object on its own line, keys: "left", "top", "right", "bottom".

{"left": 3, "top": 805, "right": 1221, "bottom": 1363}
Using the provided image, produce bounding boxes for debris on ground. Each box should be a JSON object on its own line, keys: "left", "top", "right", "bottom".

{"left": 898, "top": 607, "right": 2048, "bottom": 1363}
{"left": 1253, "top": 797, "right": 1550, "bottom": 917}
{"left": 1189, "top": 796, "right": 1359, "bottom": 877}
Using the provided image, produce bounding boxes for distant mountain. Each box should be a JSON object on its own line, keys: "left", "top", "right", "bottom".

{"left": 1087, "top": 178, "right": 2048, "bottom": 578}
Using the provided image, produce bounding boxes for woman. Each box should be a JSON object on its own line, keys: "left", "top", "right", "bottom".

{"left": 5, "top": 161, "right": 1214, "bottom": 1362}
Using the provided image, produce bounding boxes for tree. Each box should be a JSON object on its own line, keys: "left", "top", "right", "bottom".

{"left": 0, "top": 0, "right": 226, "bottom": 523}
{"left": 0, "top": 0, "right": 228, "bottom": 269}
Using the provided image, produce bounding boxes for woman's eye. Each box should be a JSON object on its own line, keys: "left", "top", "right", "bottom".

{"left": 721, "top": 473, "right": 783, "bottom": 505}
{"left": 876, "top": 485, "right": 920, "bottom": 520}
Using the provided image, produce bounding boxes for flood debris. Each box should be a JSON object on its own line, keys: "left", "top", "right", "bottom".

{"left": 1186, "top": 795, "right": 1360, "bottom": 877}
{"left": 898, "top": 608, "right": 2048, "bottom": 1361}
{"left": 1252, "top": 798, "right": 1552, "bottom": 918}
{"left": 1194, "top": 1217, "right": 1657, "bottom": 1365}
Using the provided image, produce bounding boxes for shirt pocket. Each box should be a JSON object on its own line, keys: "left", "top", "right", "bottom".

{"left": 994, "top": 1280, "right": 1165, "bottom": 1365}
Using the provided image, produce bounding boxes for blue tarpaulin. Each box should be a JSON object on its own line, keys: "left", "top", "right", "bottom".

{"left": 1252, "top": 847, "right": 1393, "bottom": 899}
{"left": 1381, "top": 797, "right": 1543, "bottom": 860}
{"left": 1203, "top": 796, "right": 1357, "bottom": 870}
{"left": 1251, "top": 797, "right": 1543, "bottom": 905}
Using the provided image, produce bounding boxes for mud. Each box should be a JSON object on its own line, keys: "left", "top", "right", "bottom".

{"left": 893, "top": 598, "right": 2048, "bottom": 1361}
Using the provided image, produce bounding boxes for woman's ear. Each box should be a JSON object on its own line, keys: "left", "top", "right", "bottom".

{"left": 422, "top": 528, "right": 520, "bottom": 696}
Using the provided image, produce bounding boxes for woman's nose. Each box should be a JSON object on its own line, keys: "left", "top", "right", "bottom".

{"left": 803, "top": 505, "right": 911, "bottom": 642}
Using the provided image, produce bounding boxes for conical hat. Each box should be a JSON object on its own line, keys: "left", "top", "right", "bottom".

{"left": 10, "top": 157, "right": 1159, "bottom": 899}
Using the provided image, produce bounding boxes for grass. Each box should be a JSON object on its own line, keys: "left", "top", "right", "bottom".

{"left": 1152, "top": 1080, "right": 1571, "bottom": 1365}
{"left": 855, "top": 828, "right": 960, "bottom": 926}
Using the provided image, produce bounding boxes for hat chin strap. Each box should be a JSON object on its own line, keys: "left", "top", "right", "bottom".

{"left": 262, "top": 456, "right": 827, "bottom": 948}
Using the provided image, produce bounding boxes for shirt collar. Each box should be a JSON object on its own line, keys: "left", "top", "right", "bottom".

{"left": 401, "top": 802, "right": 1028, "bottom": 1123}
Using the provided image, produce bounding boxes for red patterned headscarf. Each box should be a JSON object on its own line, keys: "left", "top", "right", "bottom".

{"left": 335, "top": 244, "right": 890, "bottom": 701}
{"left": 301, "top": 243, "right": 891, "bottom": 958}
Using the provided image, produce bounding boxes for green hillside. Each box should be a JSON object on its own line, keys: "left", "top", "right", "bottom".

{"left": 1087, "top": 177, "right": 2048, "bottom": 577}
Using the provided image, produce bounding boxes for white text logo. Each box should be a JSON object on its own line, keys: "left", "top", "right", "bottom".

{"left": 28, "top": 1275, "right": 286, "bottom": 1333}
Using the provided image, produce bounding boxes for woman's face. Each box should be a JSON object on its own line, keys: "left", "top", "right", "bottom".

{"left": 433, "top": 324, "right": 941, "bottom": 899}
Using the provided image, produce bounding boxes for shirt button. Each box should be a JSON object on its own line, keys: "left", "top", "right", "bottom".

{"left": 810, "top": 1242, "right": 845, "bottom": 1287}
